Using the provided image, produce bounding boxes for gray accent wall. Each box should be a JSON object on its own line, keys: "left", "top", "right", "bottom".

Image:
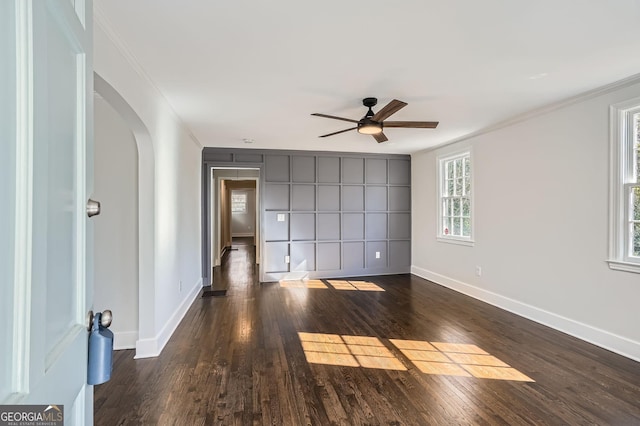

{"left": 202, "top": 148, "right": 411, "bottom": 282}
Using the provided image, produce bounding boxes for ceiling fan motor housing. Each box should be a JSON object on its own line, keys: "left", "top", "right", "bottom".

{"left": 357, "top": 117, "right": 383, "bottom": 135}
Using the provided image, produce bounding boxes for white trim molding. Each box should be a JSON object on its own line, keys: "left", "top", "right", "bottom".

{"left": 134, "top": 277, "right": 202, "bottom": 359}
{"left": 436, "top": 149, "right": 474, "bottom": 245}
{"left": 608, "top": 96, "right": 640, "bottom": 273}
{"left": 411, "top": 266, "right": 640, "bottom": 362}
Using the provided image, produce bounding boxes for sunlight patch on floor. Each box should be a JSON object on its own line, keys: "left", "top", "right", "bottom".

{"left": 327, "top": 280, "right": 385, "bottom": 292}
{"left": 390, "top": 339, "right": 534, "bottom": 382}
{"left": 279, "top": 279, "right": 328, "bottom": 289}
{"left": 298, "top": 333, "right": 533, "bottom": 381}
{"left": 298, "top": 333, "right": 405, "bottom": 370}
{"left": 280, "top": 279, "right": 385, "bottom": 292}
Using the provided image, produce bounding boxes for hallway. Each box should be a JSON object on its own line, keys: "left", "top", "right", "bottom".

{"left": 94, "top": 260, "right": 640, "bottom": 424}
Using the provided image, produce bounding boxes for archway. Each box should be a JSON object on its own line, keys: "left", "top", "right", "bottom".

{"left": 94, "top": 72, "right": 155, "bottom": 358}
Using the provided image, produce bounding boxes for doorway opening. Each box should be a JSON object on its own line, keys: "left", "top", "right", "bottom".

{"left": 208, "top": 168, "right": 260, "bottom": 291}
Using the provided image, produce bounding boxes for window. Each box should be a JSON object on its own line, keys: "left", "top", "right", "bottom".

{"left": 608, "top": 99, "right": 640, "bottom": 273}
{"left": 438, "top": 151, "right": 473, "bottom": 245}
{"left": 231, "top": 192, "right": 247, "bottom": 213}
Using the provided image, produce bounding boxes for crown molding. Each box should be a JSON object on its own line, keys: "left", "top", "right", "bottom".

{"left": 93, "top": 4, "right": 203, "bottom": 150}
{"left": 419, "top": 73, "right": 640, "bottom": 154}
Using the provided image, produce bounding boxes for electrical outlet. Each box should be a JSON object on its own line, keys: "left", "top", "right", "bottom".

{"left": 375, "top": 251, "right": 381, "bottom": 259}
{"left": 475, "top": 266, "right": 482, "bottom": 277}
{"left": 277, "top": 214, "right": 285, "bottom": 222}
{"left": 285, "top": 255, "right": 290, "bottom": 264}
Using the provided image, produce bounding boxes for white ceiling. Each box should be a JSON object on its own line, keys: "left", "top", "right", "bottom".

{"left": 94, "top": 0, "right": 640, "bottom": 154}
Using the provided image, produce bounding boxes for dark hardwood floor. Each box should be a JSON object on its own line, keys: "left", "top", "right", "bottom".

{"left": 95, "top": 244, "right": 640, "bottom": 425}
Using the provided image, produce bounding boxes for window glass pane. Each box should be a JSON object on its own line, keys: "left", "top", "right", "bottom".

{"left": 439, "top": 152, "right": 472, "bottom": 240}
{"left": 455, "top": 178, "right": 463, "bottom": 196}
{"left": 453, "top": 218, "right": 461, "bottom": 236}
{"left": 463, "top": 218, "right": 471, "bottom": 236}
{"left": 633, "top": 223, "right": 640, "bottom": 257}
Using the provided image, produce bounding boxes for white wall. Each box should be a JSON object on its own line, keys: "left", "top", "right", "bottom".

{"left": 93, "top": 95, "right": 138, "bottom": 349}
{"left": 412, "top": 79, "right": 640, "bottom": 361}
{"left": 94, "top": 16, "right": 202, "bottom": 358}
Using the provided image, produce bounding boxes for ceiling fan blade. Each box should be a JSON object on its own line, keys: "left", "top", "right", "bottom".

{"left": 372, "top": 132, "right": 388, "bottom": 143}
{"left": 319, "top": 127, "right": 357, "bottom": 138}
{"left": 372, "top": 99, "right": 407, "bottom": 122}
{"left": 383, "top": 121, "right": 439, "bottom": 128}
{"left": 311, "top": 113, "right": 359, "bottom": 124}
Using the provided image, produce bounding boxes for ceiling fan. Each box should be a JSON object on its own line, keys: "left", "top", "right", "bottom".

{"left": 311, "top": 97, "right": 438, "bottom": 143}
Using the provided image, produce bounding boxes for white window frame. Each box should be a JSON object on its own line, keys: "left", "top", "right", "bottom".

{"left": 231, "top": 192, "right": 247, "bottom": 213}
{"left": 437, "top": 150, "right": 474, "bottom": 246}
{"left": 608, "top": 97, "right": 640, "bottom": 273}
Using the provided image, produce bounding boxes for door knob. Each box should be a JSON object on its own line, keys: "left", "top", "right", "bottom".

{"left": 87, "top": 199, "right": 101, "bottom": 217}
{"left": 87, "top": 309, "right": 112, "bottom": 330}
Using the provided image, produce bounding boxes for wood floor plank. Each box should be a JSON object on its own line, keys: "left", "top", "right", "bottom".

{"left": 95, "top": 240, "right": 640, "bottom": 425}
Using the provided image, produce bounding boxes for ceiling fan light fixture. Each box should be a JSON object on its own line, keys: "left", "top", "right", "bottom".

{"left": 357, "top": 120, "right": 383, "bottom": 135}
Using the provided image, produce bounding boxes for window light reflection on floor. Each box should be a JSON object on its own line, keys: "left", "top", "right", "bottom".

{"left": 279, "top": 279, "right": 327, "bottom": 289}
{"left": 298, "top": 333, "right": 534, "bottom": 382}
{"left": 279, "top": 280, "right": 385, "bottom": 292}
{"left": 298, "top": 332, "right": 405, "bottom": 370}
{"left": 390, "top": 339, "right": 534, "bottom": 382}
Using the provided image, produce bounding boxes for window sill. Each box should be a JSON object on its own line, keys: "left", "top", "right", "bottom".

{"left": 436, "top": 236, "right": 475, "bottom": 247}
{"left": 607, "top": 260, "right": 640, "bottom": 274}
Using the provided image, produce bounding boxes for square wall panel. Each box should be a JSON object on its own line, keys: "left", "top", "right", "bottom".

{"left": 342, "top": 158, "right": 364, "bottom": 184}
{"left": 366, "top": 241, "right": 387, "bottom": 268}
{"left": 291, "top": 242, "right": 315, "bottom": 271}
{"left": 264, "top": 184, "right": 289, "bottom": 210}
{"left": 291, "top": 213, "right": 315, "bottom": 241}
{"left": 235, "top": 153, "right": 263, "bottom": 163}
{"left": 366, "top": 213, "right": 387, "bottom": 240}
{"left": 389, "top": 241, "right": 411, "bottom": 268}
{"left": 343, "top": 213, "right": 364, "bottom": 240}
{"left": 264, "top": 242, "right": 289, "bottom": 273}
{"left": 366, "top": 158, "right": 387, "bottom": 184}
{"left": 389, "top": 186, "right": 410, "bottom": 211}
{"left": 265, "top": 155, "right": 290, "bottom": 182}
{"left": 365, "top": 186, "right": 387, "bottom": 211}
{"left": 318, "top": 157, "right": 340, "bottom": 183}
{"left": 389, "top": 159, "right": 410, "bottom": 185}
{"left": 318, "top": 213, "right": 340, "bottom": 240}
{"left": 318, "top": 185, "right": 340, "bottom": 211}
{"left": 343, "top": 242, "right": 364, "bottom": 270}
{"left": 318, "top": 242, "right": 341, "bottom": 270}
{"left": 264, "top": 212, "right": 289, "bottom": 241}
{"left": 342, "top": 186, "right": 364, "bottom": 211}
{"left": 292, "top": 156, "right": 316, "bottom": 183}
{"left": 389, "top": 213, "right": 411, "bottom": 239}
{"left": 292, "top": 184, "right": 315, "bottom": 211}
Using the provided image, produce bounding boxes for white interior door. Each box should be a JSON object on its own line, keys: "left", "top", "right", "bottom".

{"left": 1, "top": 1, "right": 94, "bottom": 424}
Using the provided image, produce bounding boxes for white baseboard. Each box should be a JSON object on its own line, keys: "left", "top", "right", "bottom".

{"left": 134, "top": 277, "right": 202, "bottom": 359}
{"left": 113, "top": 331, "right": 138, "bottom": 350}
{"left": 411, "top": 265, "right": 640, "bottom": 362}
{"left": 232, "top": 232, "right": 254, "bottom": 238}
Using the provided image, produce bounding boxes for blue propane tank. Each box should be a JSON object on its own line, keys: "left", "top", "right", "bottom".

{"left": 87, "top": 311, "right": 114, "bottom": 385}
